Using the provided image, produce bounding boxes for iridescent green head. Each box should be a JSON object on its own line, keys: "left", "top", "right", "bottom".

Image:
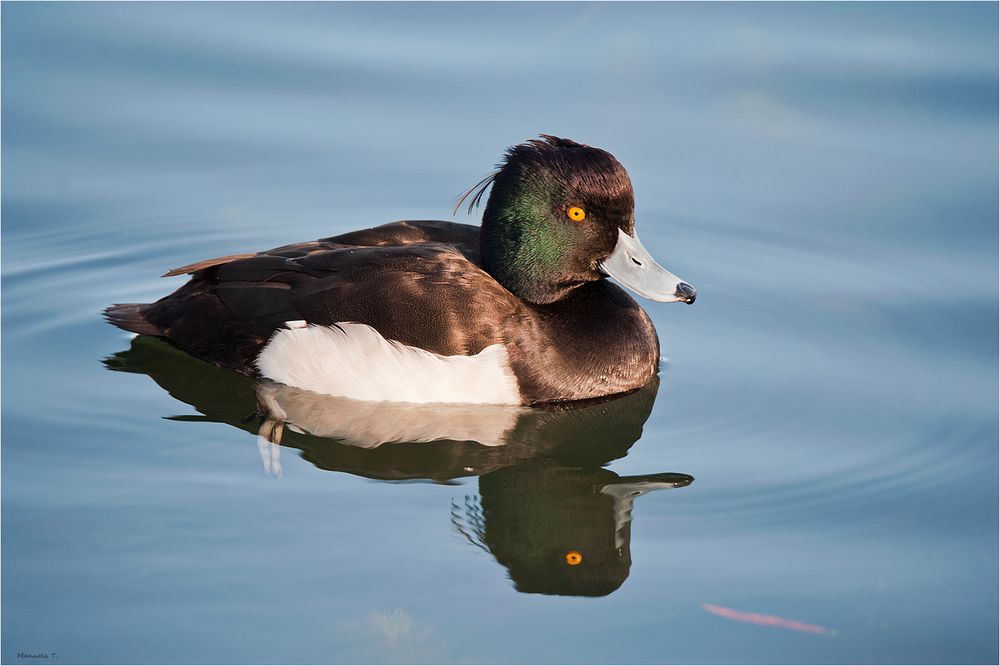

{"left": 461, "top": 135, "right": 695, "bottom": 306}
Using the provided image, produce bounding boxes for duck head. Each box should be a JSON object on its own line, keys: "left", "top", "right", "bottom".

{"left": 462, "top": 135, "right": 696, "bottom": 305}
{"left": 470, "top": 462, "right": 693, "bottom": 597}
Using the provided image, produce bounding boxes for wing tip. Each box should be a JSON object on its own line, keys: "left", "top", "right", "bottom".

{"left": 162, "top": 253, "right": 257, "bottom": 278}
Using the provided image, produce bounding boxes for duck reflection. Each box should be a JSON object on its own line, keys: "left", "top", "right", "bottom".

{"left": 455, "top": 462, "right": 690, "bottom": 596}
{"left": 106, "top": 335, "right": 693, "bottom": 596}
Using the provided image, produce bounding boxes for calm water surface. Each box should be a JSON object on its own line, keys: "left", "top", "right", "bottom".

{"left": 2, "top": 3, "right": 997, "bottom": 664}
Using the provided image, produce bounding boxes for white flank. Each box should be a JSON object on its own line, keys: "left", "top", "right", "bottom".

{"left": 256, "top": 322, "right": 522, "bottom": 405}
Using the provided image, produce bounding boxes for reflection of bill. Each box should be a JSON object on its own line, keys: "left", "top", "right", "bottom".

{"left": 106, "top": 335, "right": 695, "bottom": 597}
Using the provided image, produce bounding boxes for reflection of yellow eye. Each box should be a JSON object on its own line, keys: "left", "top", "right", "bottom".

{"left": 567, "top": 206, "right": 586, "bottom": 222}
{"left": 565, "top": 551, "right": 583, "bottom": 566}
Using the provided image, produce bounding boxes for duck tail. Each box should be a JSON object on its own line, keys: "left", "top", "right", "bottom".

{"left": 104, "top": 303, "right": 163, "bottom": 336}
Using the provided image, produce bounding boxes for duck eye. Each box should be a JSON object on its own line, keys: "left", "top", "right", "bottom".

{"left": 566, "top": 206, "right": 586, "bottom": 222}
{"left": 564, "top": 551, "right": 583, "bottom": 566}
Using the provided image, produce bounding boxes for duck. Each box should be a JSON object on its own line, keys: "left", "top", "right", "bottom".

{"left": 105, "top": 135, "right": 696, "bottom": 406}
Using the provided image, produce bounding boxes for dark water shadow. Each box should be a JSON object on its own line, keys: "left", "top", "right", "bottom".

{"left": 106, "top": 336, "right": 693, "bottom": 596}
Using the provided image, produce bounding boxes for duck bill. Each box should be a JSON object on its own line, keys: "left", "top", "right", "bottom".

{"left": 598, "top": 228, "right": 697, "bottom": 303}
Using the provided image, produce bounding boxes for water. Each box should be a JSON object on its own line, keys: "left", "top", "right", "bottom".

{"left": 2, "top": 3, "right": 997, "bottom": 664}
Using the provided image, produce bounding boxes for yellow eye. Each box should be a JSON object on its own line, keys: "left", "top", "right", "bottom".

{"left": 565, "top": 551, "right": 583, "bottom": 566}
{"left": 566, "top": 206, "right": 586, "bottom": 222}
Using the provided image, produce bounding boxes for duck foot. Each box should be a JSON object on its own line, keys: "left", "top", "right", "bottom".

{"left": 257, "top": 418, "right": 284, "bottom": 476}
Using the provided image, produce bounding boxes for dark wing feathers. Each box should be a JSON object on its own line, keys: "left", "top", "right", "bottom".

{"left": 213, "top": 255, "right": 312, "bottom": 283}
{"left": 288, "top": 245, "right": 520, "bottom": 356}
{"left": 215, "top": 282, "right": 295, "bottom": 320}
{"left": 320, "top": 219, "right": 480, "bottom": 257}
{"left": 108, "top": 220, "right": 518, "bottom": 374}
{"left": 162, "top": 253, "right": 257, "bottom": 277}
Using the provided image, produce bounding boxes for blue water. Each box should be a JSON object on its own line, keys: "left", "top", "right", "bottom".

{"left": 2, "top": 3, "right": 997, "bottom": 664}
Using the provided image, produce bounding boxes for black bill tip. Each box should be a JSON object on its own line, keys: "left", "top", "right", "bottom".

{"left": 675, "top": 282, "right": 697, "bottom": 304}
